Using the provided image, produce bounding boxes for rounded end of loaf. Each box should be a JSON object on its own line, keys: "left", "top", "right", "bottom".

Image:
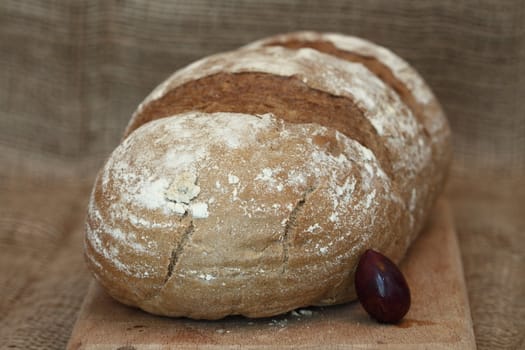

{"left": 85, "top": 111, "right": 409, "bottom": 319}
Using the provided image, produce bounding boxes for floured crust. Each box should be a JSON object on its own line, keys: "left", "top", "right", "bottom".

{"left": 126, "top": 45, "right": 444, "bottom": 238}
{"left": 244, "top": 31, "right": 452, "bottom": 234}
{"left": 86, "top": 112, "right": 408, "bottom": 319}
{"left": 85, "top": 32, "right": 452, "bottom": 319}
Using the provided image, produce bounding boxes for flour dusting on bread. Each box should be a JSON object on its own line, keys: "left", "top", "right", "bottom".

{"left": 86, "top": 111, "right": 409, "bottom": 317}
{"left": 128, "top": 47, "right": 431, "bottom": 229}
{"left": 85, "top": 32, "right": 451, "bottom": 319}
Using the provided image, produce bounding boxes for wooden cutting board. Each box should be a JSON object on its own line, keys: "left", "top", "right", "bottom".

{"left": 67, "top": 198, "right": 476, "bottom": 349}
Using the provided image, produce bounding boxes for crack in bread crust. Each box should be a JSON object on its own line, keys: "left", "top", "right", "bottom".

{"left": 261, "top": 38, "right": 431, "bottom": 137}
{"left": 164, "top": 218, "right": 194, "bottom": 285}
{"left": 281, "top": 186, "right": 315, "bottom": 273}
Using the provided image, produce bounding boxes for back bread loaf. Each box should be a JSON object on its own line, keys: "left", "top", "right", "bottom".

{"left": 84, "top": 32, "right": 451, "bottom": 319}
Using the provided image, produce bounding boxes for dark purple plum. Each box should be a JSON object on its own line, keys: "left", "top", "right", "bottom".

{"left": 354, "top": 249, "right": 411, "bottom": 323}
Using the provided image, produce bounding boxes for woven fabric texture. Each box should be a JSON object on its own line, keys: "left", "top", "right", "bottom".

{"left": 1, "top": 1, "right": 524, "bottom": 349}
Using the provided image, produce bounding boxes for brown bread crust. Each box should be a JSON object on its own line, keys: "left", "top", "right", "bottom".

{"left": 86, "top": 112, "right": 408, "bottom": 319}
{"left": 246, "top": 32, "right": 452, "bottom": 234}
{"left": 85, "top": 33, "right": 451, "bottom": 319}
{"left": 125, "top": 46, "right": 442, "bottom": 237}
{"left": 127, "top": 72, "right": 394, "bottom": 178}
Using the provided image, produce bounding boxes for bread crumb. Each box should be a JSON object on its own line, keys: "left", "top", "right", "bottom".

{"left": 306, "top": 223, "right": 321, "bottom": 233}
{"left": 298, "top": 309, "right": 313, "bottom": 316}
{"left": 166, "top": 202, "right": 186, "bottom": 215}
{"left": 199, "top": 273, "right": 215, "bottom": 281}
{"left": 290, "top": 310, "right": 301, "bottom": 317}
{"left": 255, "top": 167, "right": 274, "bottom": 182}
{"left": 269, "top": 319, "right": 288, "bottom": 328}
{"left": 190, "top": 202, "right": 209, "bottom": 218}
{"left": 165, "top": 172, "right": 200, "bottom": 204}
{"left": 228, "top": 174, "right": 240, "bottom": 184}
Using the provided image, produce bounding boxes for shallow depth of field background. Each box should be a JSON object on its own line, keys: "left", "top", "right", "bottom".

{"left": 0, "top": 1, "right": 524, "bottom": 349}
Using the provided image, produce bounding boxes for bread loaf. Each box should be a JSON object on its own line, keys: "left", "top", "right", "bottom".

{"left": 84, "top": 32, "right": 451, "bottom": 319}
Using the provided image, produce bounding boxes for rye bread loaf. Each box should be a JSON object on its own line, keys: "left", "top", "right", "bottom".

{"left": 84, "top": 32, "right": 451, "bottom": 319}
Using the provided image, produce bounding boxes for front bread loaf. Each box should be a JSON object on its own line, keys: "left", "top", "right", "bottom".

{"left": 84, "top": 32, "right": 451, "bottom": 319}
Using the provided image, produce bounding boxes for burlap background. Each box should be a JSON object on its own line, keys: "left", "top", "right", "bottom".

{"left": 1, "top": 1, "right": 524, "bottom": 349}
